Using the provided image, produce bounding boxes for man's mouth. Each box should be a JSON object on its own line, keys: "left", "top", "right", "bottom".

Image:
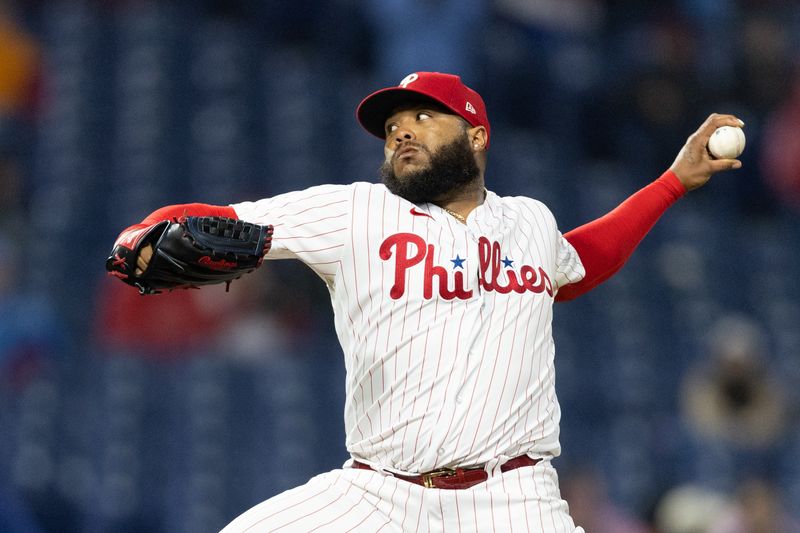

{"left": 395, "top": 144, "right": 422, "bottom": 161}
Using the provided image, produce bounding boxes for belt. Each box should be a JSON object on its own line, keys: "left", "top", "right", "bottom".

{"left": 352, "top": 455, "right": 540, "bottom": 490}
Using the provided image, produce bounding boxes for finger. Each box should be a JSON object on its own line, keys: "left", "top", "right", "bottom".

{"left": 694, "top": 113, "right": 745, "bottom": 144}
{"left": 707, "top": 158, "right": 742, "bottom": 173}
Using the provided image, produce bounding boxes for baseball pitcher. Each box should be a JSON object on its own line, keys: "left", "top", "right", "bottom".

{"left": 106, "top": 72, "right": 743, "bottom": 532}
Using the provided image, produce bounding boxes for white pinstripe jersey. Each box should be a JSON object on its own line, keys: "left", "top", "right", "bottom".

{"left": 232, "top": 182, "right": 585, "bottom": 474}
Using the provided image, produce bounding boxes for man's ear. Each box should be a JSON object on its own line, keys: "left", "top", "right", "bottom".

{"left": 468, "top": 126, "right": 488, "bottom": 151}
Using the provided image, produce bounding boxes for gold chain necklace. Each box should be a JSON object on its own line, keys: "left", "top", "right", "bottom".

{"left": 442, "top": 207, "right": 466, "bottom": 223}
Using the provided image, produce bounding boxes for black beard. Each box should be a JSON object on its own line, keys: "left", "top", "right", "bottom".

{"left": 380, "top": 135, "right": 480, "bottom": 204}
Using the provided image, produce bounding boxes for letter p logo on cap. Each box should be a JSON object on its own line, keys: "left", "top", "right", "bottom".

{"left": 357, "top": 71, "right": 492, "bottom": 148}
{"left": 399, "top": 73, "right": 419, "bottom": 88}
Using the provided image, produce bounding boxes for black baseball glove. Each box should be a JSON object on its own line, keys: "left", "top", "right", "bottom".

{"left": 106, "top": 216, "right": 273, "bottom": 295}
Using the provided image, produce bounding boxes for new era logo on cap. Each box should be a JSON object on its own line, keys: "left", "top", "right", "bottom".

{"left": 356, "top": 71, "right": 491, "bottom": 149}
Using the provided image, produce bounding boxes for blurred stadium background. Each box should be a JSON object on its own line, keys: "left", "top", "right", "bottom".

{"left": 2, "top": 1, "right": 800, "bottom": 532}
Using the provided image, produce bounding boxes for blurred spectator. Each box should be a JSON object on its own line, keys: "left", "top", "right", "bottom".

{"left": 654, "top": 484, "right": 730, "bottom": 533}
{"left": 680, "top": 314, "right": 787, "bottom": 450}
{"left": 92, "top": 277, "right": 234, "bottom": 358}
{"left": 0, "top": 149, "right": 25, "bottom": 242}
{"left": 588, "top": 13, "right": 703, "bottom": 175}
{"left": 361, "top": 0, "right": 486, "bottom": 84}
{"left": 0, "top": 4, "right": 39, "bottom": 241}
{"left": 560, "top": 465, "right": 650, "bottom": 533}
{"left": 92, "top": 264, "right": 307, "bottom": 360}
{"left": 0, "top": 237, "right": 63, "bottom": 390}
{"left": 760, "top": 74, "right": 800, "bottom": 212}
{"left": 723, "top": 9, "right": 797, "bottom": 217}
{"left": 733, "top": 11, "right": 794, "bottom": 118}
{"left": 0, "top": 3, "right": 40, "bottom": 122}
{"left": 709, "top": 478, "right": 800, "bottom": 533}
{"left": 619, "top": 65, "right": 698, "bottom": 167}
{"left": 211, "top": 268, "right": 294, "bottom": 363}
{"left": 0, "top": 237, "right": 66, "bottom": 532}
{"left": 494, "top": 0, "right": 603, "bottom": 33}
{"left": 485, "top": 0, "right": 604, "bottom": 145}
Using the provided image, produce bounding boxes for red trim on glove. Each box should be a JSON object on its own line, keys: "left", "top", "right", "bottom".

{"left": 141, "top": 203, "right": 237, "bottom": 226}
{"left": 116, "top": 224, "right": 161, "bottom": 250}
{"left": 556, "top": 170, "right": 686, "bottom": 302}
{"left": 114, "top": 203, "right": 238, "bottom": 249}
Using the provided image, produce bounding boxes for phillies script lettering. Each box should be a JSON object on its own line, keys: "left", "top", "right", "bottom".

{"left": 379, "top": 233, "right": 553, "bottom": 300}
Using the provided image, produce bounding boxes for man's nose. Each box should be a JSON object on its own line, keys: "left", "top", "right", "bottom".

{"left": 392, "top": 126, "right": 416, "bottom": 145}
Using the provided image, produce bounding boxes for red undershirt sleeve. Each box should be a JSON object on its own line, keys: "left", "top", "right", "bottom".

{"left": 555, "top": 170, "right": 687, "bottom": 302}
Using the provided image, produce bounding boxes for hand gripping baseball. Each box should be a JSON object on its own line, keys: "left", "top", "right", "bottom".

{"left": 106, "top": 216, "right": 273, "bottom": 295}
{"left": 669, "top": 113, "right": 744, "bottom": 191}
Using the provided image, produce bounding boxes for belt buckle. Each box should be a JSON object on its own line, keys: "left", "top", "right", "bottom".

{"left": 421, "top": 468, "right": 457, "bottom": 488}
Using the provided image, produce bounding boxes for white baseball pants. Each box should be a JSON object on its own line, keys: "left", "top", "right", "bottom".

{"left": 221, "top": 460, "right": 584, "bottom": 532}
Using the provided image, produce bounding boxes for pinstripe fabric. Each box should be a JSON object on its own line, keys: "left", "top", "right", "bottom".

{"left": 229, "top": 182, "right": 585, "bottom": 531}
{"left": 221, "top": 462, "right": 583, "bottom": 532}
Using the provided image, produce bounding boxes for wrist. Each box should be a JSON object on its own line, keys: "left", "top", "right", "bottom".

{"left": 659, "top": 169, "right": 688, "bottom": 197}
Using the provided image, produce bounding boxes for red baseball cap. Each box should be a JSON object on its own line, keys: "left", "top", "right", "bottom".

{"left": 356, "top": 72, "right": 491, "bottom": 149}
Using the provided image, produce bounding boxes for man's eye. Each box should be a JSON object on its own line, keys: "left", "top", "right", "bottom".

{"left": 418, "top": 112, "right": 431, "bottom": 120}
{"left": 387, "top": 124, "right": 398, "bottom": 133}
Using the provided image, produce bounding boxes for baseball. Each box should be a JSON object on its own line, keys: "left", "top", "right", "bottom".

{"left": 707, "top": 126, "right": 746, "bottom": 159}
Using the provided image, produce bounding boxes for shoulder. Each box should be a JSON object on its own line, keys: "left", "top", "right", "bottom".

{"left": 348, "top": 182, "right": 405, "bottom": 206}
{"left": 281, "top": 182, "right": 360, "bottom": 200}
{"left": 306, "top": 182, "right": 394, "bottom": 204}
{"left": 232, "top": 183, "right": 358, "bottom": 210}
{"left": 351, "top": 181, "right": 390, "bottom": 194}
{"left": 231, "top": 182, "right": 396, "bottom": 220}
{"left": 286, "top": 181, "right": 388, "bottom": 199}
{"left": 493, "top": 193, "right": 557, "bottom": 227}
